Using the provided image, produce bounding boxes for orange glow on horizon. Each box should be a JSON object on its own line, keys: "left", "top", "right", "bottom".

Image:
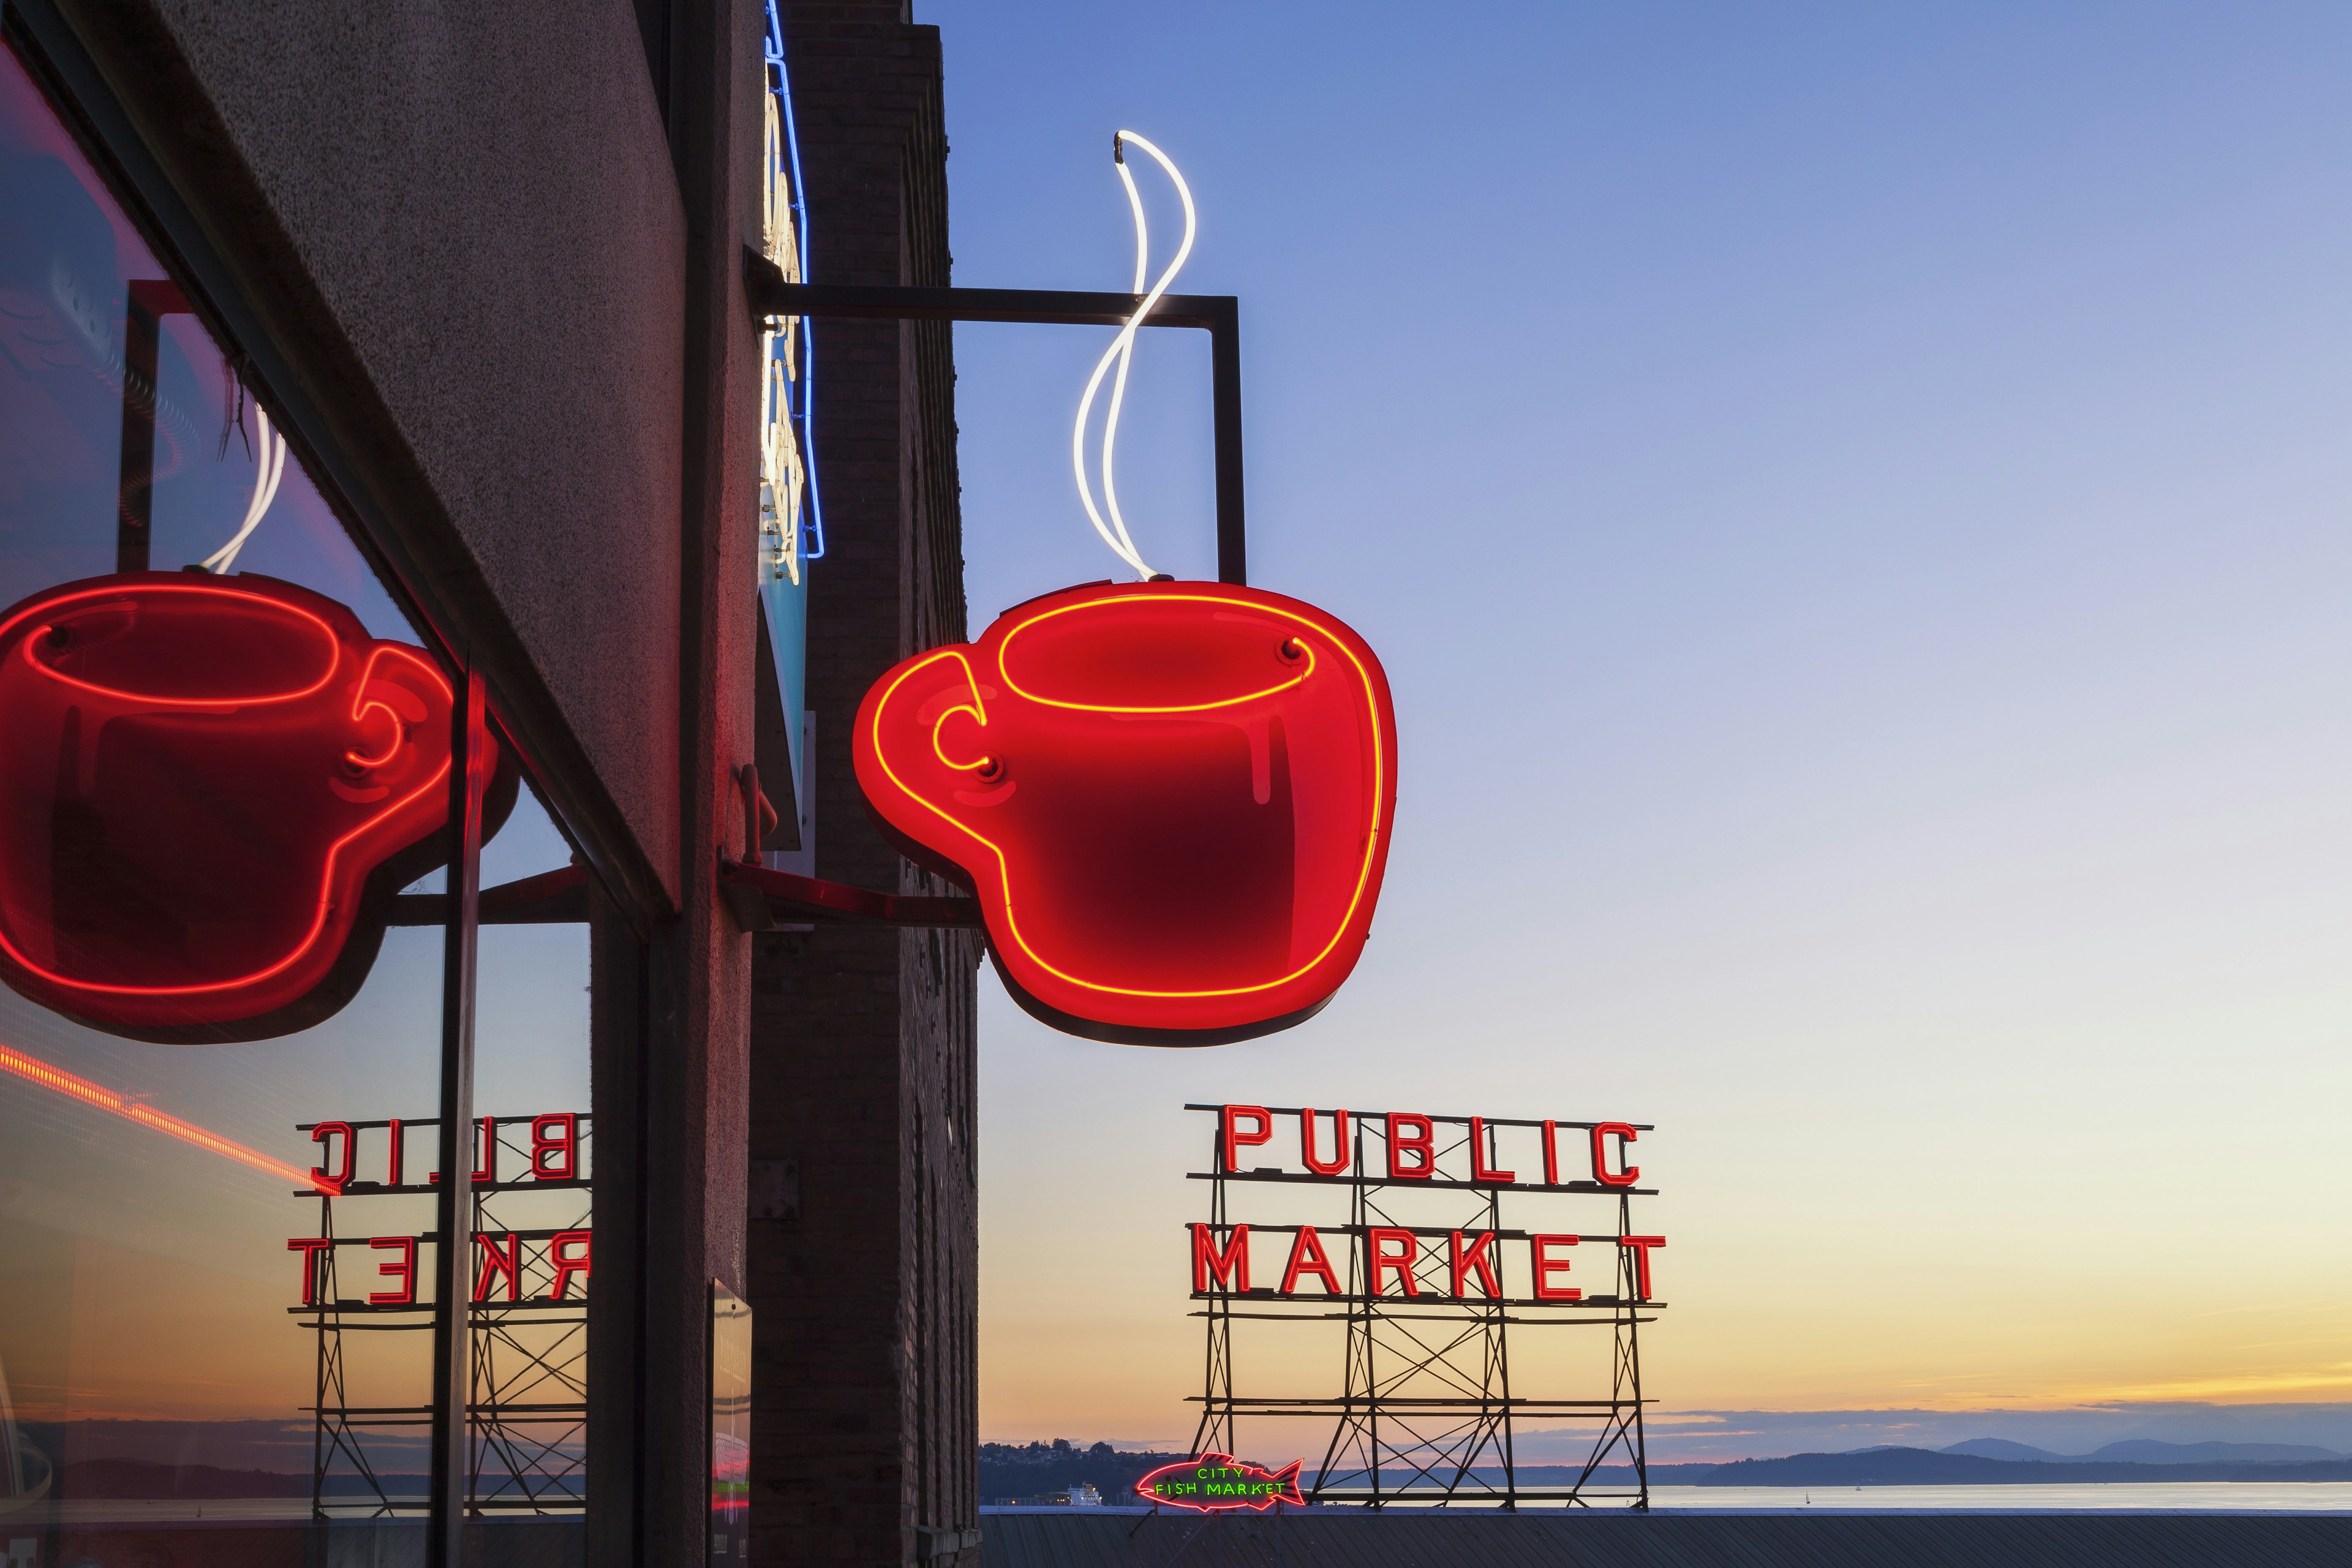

{"left": 0, "top": 1038, "right": 336, "bottom": 1194}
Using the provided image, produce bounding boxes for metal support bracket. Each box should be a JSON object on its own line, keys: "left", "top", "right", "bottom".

{"left": 744, "top": 249, "right": 1248, "bottom": 586}
{"left": 718, "top": 856, "right": 982, "bottom": 933}
{"left": 388, "top": 864, "right": 589, "bottom": 927}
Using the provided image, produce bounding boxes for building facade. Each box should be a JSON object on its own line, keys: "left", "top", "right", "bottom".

{"left": 747, "top": 6, "right": 981, "bottom": 1567}
{"left": 0, "top": 0, "right": 973, "bottom": 1563}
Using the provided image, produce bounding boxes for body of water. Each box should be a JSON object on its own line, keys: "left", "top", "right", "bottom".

{"left": 1648, "top": 1484, "right": 2352, "bottom": 1512}
{"left": 995, "top": 1484, "right": 2352, "bottom": 1515}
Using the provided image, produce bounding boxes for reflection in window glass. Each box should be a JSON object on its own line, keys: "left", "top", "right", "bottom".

{"left": 469, "top": 778, "right": 592, "bottom": 1543}
{"left": 0, "top": 34, "right": 547, "bottom": 1564}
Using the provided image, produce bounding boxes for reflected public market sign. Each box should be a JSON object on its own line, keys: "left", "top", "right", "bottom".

{"left": 287, "top": 1112, "right": 590, "bottom": 1308}
{"left": 1134, "top": 1453, "right": 1305, "bottom": 1513}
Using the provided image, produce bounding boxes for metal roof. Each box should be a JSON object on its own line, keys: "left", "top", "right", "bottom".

{"left": 979, "top": 1508, "right": 2352, "bottom": 1568}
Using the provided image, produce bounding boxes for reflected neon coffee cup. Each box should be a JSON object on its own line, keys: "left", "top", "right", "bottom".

{"left": 0, "top": 573, "right": 489, "bottom": 1041}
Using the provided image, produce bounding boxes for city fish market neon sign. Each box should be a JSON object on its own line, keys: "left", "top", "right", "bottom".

{"left": 1135, "top": 1454, "right": 1305, "bottom": 1513}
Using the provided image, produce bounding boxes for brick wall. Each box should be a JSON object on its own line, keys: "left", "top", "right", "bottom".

{"left": 748, "top": 5, "right": 981, "bottom": 1566}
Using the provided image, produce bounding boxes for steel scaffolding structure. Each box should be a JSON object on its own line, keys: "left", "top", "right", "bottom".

{"left": 1186, "top": 1106, "right": 1662, "bottom": 1509}
{"left": 290, "top": 1114, "right": 591, "bottom": 1517}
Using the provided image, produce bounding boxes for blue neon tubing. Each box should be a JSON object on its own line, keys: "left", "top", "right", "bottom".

{"left": 764, "top": 0, "right": 825, "bottom": 561}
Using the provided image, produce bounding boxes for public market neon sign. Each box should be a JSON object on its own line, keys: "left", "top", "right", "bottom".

{"left": 1189, "top": 1104, "right": 1667, "bottom": 1303}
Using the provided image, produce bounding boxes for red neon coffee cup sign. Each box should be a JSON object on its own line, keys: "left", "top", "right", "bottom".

{"left": 0, "top": 573, "right": 490, "bottom": 1041}
{"left": 854, "top": 580, "right": 1398, "bottom": 1045}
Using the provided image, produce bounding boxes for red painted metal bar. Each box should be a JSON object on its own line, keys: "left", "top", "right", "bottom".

{"left": 717, "top": 858, "right": 982, "bottom": 930}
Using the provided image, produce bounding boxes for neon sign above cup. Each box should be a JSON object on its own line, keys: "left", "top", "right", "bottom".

{"left": 0, "top": 573, "right": 508, "bottom": 1042}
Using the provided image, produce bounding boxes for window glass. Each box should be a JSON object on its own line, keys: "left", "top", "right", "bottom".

{"left": 469, "top": 778, "right": 593, "bottom": 1544}
{"left": 0, "top": 34, "right": 527, "bottom": 1564}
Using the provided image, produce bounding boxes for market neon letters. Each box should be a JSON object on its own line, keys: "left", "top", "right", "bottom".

{"left": 1447, "top": 1229, "right": 1501, "bottom": 1298}
{"left": 1367, "top": 1227, "right": 1419, "bottom": 1295}
{"left": 1280, "top": 1226, "right": 1341, "bottom": 1294}
{"left": 285, "top": 1231, "right": 595, "bottom": 1306}
{"left": 853, "top": 580, "right": 1396, "bottom": 1046}
{"left": 1192, "top": 1222, "right": 1251, "bottom": 1293}
{"left": 1184, "top": 1227, "right": 1666, "bottom": 1303}
{"left": 1529, "top": 1234, "right": 1581, "bottom": 1302}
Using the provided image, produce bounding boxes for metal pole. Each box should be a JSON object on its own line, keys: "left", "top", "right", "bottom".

{"left": 426, "top": 667, "right": 487, "bottom": 1566}
{"left": 1194, "top": 1115, "right": 1231, "bottom": 1457}
{"left": 1208, "top": 302, "right": 1245, "bottom": 586}
{"left": 1492, "top": 1175, "right": 1517, "bottom": 1512}
{"left": 1359, "top": 1120, "right": 1379, "bottom": 1510}
{"left": 113, "top": 288, "right": 160, "bottom": 573}
{"left": 1623, "top": 1190, "right": 1649, "bottom": 1512}
{"left": 311, "top": 1191, "right": 329, "bottom": 1524}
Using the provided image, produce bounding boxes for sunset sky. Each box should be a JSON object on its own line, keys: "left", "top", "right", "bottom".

{"left": 935, "top": 1, "right": 2352, "bottom": 1456}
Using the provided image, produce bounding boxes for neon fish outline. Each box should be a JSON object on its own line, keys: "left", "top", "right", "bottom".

{"left": 1133, "top": 1452, "right": 1306, "bottom": 1513}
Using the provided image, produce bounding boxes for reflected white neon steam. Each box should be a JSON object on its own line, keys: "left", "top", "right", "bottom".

{"left": 202, "top": 399, "right": 287, "bottom": 575}
{"left": 1072, "top": 130, "right": 1196, "bottom": 580}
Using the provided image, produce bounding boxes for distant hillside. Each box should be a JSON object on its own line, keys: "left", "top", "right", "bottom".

{"left": 1943, "top": 1437, "right": 2343, "bottom": 1466}
{"left": 982, "top": 1441, "right": 2352, "bottom": 1501}
{"left": 1706, "top": 1447, "right": 2352, "bottom": 1487}
{"left": 980, "top": 1444, "right": 1186, "bottom": 1504}
{"left": 54, "top": 1460, "right": 434, "bottom": 1501}
{"left": 2089, "top": 1439, "right": 2343, "bottom": 1466}
{"left": 978, "top": 1447, "right": 1725, "bottom": 1503}
{"left": 1942, "top": 1438, "right": 2068, "bottom": 1463}
{"left": 61, "top": 1460, "right": 310, "bottom": 1499}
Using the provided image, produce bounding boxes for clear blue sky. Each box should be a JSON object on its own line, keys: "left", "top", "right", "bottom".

{"left": 920, "top": 2, "right": 2352, "bottom": 1450}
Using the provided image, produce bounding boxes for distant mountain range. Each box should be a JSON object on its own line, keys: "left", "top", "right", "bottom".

{"left": 1700, "top": 1445, "right": 2352, "bottom": 1487}
{"left": 981, "top": 1438, "right": 2352, "bottom": 1502}
{"left": 1941, "top": 1437, "right": 2344, "bottom": 1466}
